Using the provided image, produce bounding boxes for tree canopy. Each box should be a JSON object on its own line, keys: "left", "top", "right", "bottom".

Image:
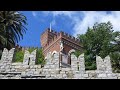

{"left": 77, "top": 21, "right": 120, "bottom": 71}
{"left": 0, "top": 11, "right": 27, "bottom": 50}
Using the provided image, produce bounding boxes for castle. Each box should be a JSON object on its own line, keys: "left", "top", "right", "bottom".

{"left": 0, "top": 28, "right": 120, "bottom": 79}
{"left": 40, "top": 28, "right": 83, "bottom": 65}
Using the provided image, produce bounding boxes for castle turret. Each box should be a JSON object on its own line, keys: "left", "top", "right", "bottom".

{"left": 40, "top": 28, "right": 83, "bottom": 57}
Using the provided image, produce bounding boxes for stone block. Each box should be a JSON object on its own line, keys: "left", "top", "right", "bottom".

{"left": 107, "top": 74, "right": 113, "bottom": 77}
{"left": 26, "top": 71, "right": 34, "bottom": 75}
{"left": 98, "top": 74, "right": 107, "bottom": 78}
{"left": 34, "top": 71, "right": 39, "bottom": 75}
{"left": 34, "top": 65, "right": 38, "bottom": 68}
{"left": 83, "top": 74, "right": 89, "bottom": 78}
{"left": 37, "top": 65, "right": 41, "bottom": 69}
{"left": 15, "top": 65, "right": 21, "bottom": 69}
{"left": 30, "top": 65, "right": 34, "bottom": 69}
{"left": 88, "top": 72, "right": 97, "bottom": 78}
{"left": 12, "top": 62, "right": 22, "bottom": 66}
{"left": 22, "top": 65, "right": 30, "bottom": 69}
{"left": 60, "top": 71, "right": 65, "bottom": 74}
{"left": 0, "top": 69, "right": 6, "bottom": 72}
{"left": 11, "top": 68, "right": 16, "bottom": 72}
{"left": 44, "top": 65, "right": 49, "bottom": 69}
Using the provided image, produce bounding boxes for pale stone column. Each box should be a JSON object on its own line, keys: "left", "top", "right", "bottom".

{"left": 29, "top": 50, "right": 37, "bottom": 65}
{"left": 71, "top": 54, "right": 77, "bottom": 68}
{"left": 23, "top": 50, "right": 37, "bottom": 65}
{"left": 96, "top": 55, "right": 112, "bottom": 73}
{"left": 78, "top": 53, "right": 85, "bottom": 73}
{"left": 0, "top": 48, "right": 15, "bottom": 72}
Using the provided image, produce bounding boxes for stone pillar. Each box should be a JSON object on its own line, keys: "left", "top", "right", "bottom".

{"left": 52, "top": 53, "right": 59, "bottom": 69}
{"left": 104, "top": 56, "right": 112, "bottom": 73}
{"left": 78, "top": 53, "right": 85, "bottom": 73}
{"left": 71, "top": 54, "right": 78, "bottom": 71}
{"left": 42, "top": 52, "right": 59, "bottom": 77}
{"left": 96, "top": 55, "right": 112, "bottom": 73}
{"left": 29, "top": 50, "right": 37, "bottom": 65}
{"left": 23, "top": 50, "right": 37, "bottom": 65}
{"left": 0, "top": 48, "right": 15, "bottom": 72}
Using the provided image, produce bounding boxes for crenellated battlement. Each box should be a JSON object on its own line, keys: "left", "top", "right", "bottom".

{"left": 41, "top": 28, "right": 58, "bottom": 36}
{"left": 0, "top": 48, "right": 120, "bottom": 79}
{"left": 59, "top": 31, "right": 80, "bottom": 44}
{"left": 41, "top": 28, "right": 81, "bottom": 50}
{"left": 15, "top": 44, "right": 38, "bottom": 52}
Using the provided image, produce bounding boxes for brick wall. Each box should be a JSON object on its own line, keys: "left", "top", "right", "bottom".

{"left": 40, "top": 28, "right": 83, "bottom": 57}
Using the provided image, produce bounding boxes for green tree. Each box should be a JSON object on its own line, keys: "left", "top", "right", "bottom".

{"left": 36, "top": 48, "right": 45, "bottom": 65}
{"left": 110, "top": 31, "right": 120, "bottom": 72}
{"left": 110, "top": 52, "right": 120, "bottom": 73}
{"left": 0, "top": 11, "right": 27, "bottom": 50}
{"left": 72, "top": 50, "right": 82, "bottom": 58}
{"left": 13, "top": 50, "right": 24, "bottom": 62}
{"left": 28, "top": 47, "right": 36, "bottom": 53}
{"left": 28, "top": 47, "right": 45, "bottom": 65}
{"left": 77, "top": 21, "right": 114, "bottom": 70}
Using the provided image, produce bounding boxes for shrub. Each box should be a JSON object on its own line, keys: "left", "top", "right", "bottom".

{"left": 13, "top": 50, "right": 24, "bottom": 62}
{"left": 85, "top": 61, "right": 96, "bottom": 70}
{"left": 72, "top": 50, "right": 82, "bottom": 58}
{"left": 110, "top": 52, "right": 120, "bottom": 73}
{"left": 84, "top": 53, "right": 97, "bottom": 70}
{"left": 28, "top": 47, "right": 36, "bottom": 53}
{"left": 13, "top": 47, "right": 45, "bottom": 65}
{"left": 36, "top": 48, "right": 45, "bottom": 65}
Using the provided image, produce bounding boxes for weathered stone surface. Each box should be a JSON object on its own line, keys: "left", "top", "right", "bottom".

{"left": 23, "top": 50, "right": 36, "bottom": 65}
{"left": 12, "top": 62, "right": 22, "bottom": 66}
{"left": 96, "top": 55, "right": 112, "bottom": 73}
{"left": 98, "top": 74, "right": 107, "bottom": 78}
{"left": 0, "top": 48, "right": 120, "bottom": 79}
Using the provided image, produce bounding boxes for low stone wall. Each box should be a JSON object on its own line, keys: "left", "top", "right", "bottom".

{"left": 0, "top": 48, "right": 120, "bottom": 79}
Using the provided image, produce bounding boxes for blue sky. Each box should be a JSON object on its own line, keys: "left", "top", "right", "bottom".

{"left": 18, "top": 11, "right": 120, "bottom": 47}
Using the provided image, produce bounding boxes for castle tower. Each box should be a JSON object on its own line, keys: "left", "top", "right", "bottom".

{"left": 40, "top": 28, "right": 83, "bottom": 64}
{"left": 40, "top": 28, "right": 57, "bottom": 48}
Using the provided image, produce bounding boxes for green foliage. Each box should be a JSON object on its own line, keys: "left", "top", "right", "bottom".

{"left": 73, "top": 50, "right": 82, "bottom": 58}
{"left": 28, "top": 47, "right": 36, "bottom": 53}
{"left": 13, "top": 50, "right": 24, "bottom": 62}
{"left": 0, "top": 11, "right": 27, "bottom": 50}
{"left": 85, "top": 60, "right": 96, "bottom": 70}
{"left": 12, "top": 47, "right": 45, "bottom": 64}
{"left": 84, "top": 52, "right": 97, "bottom": 70}
{"left": 36, "top": 48, "right": 45, "bottom": 65}
{"left": 110, "top": 52, "right": 120, "bottom": 73}
{"left": 28, "top": 47, "right": 45, "bottom": 65}
{"left": 109, "top": 32, "right": 120, "bottom": 72}
{"left": 77, "top": 21, "right": 114, "bottom": 70}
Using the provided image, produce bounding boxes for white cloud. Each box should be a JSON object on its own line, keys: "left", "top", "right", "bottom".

{"left": 35, "top": 11, "right": 120, "bottom": 37}
{"left": 51, "top": 19, "right": 56, "bottom": 26}
{"left": 32, "top": 11, "right": 37, "bottom": 17}
{"left": 42, "top": 11, "right": 77, "bottom": 18}
{"left": 73, "top": 11, "right": 120, "bottom": 36}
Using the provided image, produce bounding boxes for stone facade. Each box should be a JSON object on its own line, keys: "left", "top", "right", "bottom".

{"left": 0, "top": 48, "right": 120, "bottom": 79}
